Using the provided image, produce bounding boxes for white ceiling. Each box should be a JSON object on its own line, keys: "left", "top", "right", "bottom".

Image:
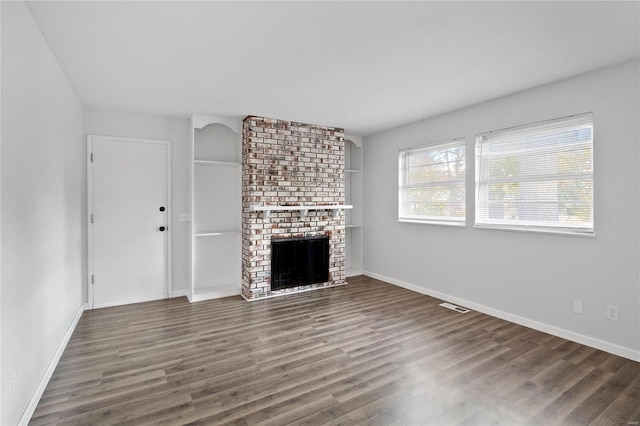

{"left": 27, "top": 1, "right": 639, "bottom": 136}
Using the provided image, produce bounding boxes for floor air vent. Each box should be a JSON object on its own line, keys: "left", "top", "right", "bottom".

{"left": 439, "top": 302, "right": 470, "bottom": 313}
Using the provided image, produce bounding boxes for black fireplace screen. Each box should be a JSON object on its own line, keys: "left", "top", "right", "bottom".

{"left": 271, "top": 235, "right": 329, "bottom": 291}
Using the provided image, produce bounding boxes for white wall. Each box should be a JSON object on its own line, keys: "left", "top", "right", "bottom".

{"left": 362, "top": 59, "right": 640, "bottom": 359}
{"left": 0, "top": 3, "right": 3, "bottom": 422}
{"left": 84, "top": 108, "right": 190, "bottom": 294}
{"left": 1, "top": 2, "right": 85, "bottom": 424}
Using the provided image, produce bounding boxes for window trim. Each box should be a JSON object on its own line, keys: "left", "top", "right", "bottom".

{"left": 474, "top": 113, "right": 594, "bottom": 236}
{"left": 398, "top": 138, "right": 467, "bottom": 227}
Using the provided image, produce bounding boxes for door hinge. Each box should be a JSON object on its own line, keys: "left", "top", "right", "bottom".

{"left": 91, "top": 275, "right": 94, "bottom": 285}
{"left": 90, "top": 214, "right": 94, "bottom": 223}
{"left": 90, "top": 152, "right": 94, "bottom": 162}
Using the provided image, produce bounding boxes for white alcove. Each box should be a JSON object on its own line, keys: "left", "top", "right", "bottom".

{"left": 189, "top": 116, "right": 242, "bottom": 302}
{"left": 345, "top": 135, "right": 363, "bottom": 277}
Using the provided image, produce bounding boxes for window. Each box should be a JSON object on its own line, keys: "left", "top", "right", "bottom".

{"left": 475, "top": 113, "right": 593, "bottom": 235}
{"left": 399, "top": 138, "right": 466, "bottom": 225}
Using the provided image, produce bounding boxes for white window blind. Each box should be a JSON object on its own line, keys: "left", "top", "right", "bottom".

{"left": 475, "top": 113, "right": 593, "bottom": 234}
{"left": 399, "top": 138, "right": 466, "bottom": 225}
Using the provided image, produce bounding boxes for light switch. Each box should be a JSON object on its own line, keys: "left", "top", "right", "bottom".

{"left": 573, "top": 300, "right": 583, "bottom": 314}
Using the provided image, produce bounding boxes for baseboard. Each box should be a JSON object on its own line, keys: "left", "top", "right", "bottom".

{"left": 363, "top": 270, "right": 640, "bottom": 363}
{"left": 93, "top": 295, "right": 167, "bottom": 309}
{"left": 18, "top": 303, "right": 87, "bottom": 425}
{"left": 171, "top": 288, "right": 188, "bottom": 298}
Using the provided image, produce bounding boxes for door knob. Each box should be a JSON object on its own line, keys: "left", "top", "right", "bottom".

{"left": 159, "top": 226, "right": 166, "bottom": 232}
{"left": 159, "top": 206, "right": 165, "bottom": 212}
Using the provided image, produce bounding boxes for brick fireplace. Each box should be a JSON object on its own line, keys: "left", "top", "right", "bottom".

{"left": 241, "top": 116, "right": 346, "bottom": 300}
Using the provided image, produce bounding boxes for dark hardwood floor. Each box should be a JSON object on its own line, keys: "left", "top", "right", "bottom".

{"left": 31, "top": 276, "right": 640, "bottom": 425}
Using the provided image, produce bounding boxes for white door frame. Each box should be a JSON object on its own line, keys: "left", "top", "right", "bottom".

{"left": 87, "top": 135, "right": 172, "bottom": 309}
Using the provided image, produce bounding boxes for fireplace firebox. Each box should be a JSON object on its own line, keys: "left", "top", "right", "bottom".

{"left": 271, "top": 235, "right": 329, "bottom": 291}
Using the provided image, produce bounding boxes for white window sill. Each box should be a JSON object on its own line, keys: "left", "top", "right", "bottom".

{"left": 474, "top": 224, "right": 596, "bottom": 238}
{"left": 399, "top": 218, "right": 466, "bottom": 227}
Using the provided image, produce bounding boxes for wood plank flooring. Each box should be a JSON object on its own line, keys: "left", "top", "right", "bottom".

{"left": 31, "top": 276, "right": 640, "bottom": 425}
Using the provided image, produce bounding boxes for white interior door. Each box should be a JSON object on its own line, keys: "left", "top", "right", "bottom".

{"left": 89, "top": 136, "right": 169, "bottom": 308}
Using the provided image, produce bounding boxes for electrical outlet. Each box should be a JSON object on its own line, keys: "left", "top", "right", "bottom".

{"left": 606, "top": 304, "right": 619, "bottom": 321}
{"left": 573, "top": 300, "right": 583, "bottom": 314}
{"left": 12, "top": 369, "right": 17, "bottom": 394}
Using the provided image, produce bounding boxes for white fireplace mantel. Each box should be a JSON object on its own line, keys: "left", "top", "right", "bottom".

{"left": 250, "top": 204, "right": 353, "bottom": 220}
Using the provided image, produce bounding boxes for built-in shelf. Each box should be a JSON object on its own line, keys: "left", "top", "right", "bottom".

{"left": 250, "top": 204, "right": 353, "bottom": 220}
{"left": 194, "top": 160, "right": 240, "bottom": 167}
{"left": 194, "top": 231, "right": 240, "bottom": 237}
{"left": 344, "top": 136, "right": 362, "bottom": 279}
{"left": 189, "top": 115, "right": 242, "bottom": 303}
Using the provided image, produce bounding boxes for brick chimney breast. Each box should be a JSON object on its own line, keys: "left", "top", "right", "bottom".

{"left": 241, "top": 116, "right": 346, "bottom": 299}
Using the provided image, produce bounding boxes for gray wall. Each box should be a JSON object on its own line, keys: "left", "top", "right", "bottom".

{"left": 362, "top": 59, "right": 640, "bottom": 358}
{"left": 84, "top": 108, "right": 191, "bottom": 294}
{"left": 1, "top": 2, "right": 85, "bottom": 423}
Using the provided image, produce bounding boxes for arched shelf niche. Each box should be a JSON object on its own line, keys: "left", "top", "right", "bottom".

{"left": 344, "top": 134, "right": 363, "bottom": 277}
{"left": 189, "top": 115, "right": 242, "bottom": 302}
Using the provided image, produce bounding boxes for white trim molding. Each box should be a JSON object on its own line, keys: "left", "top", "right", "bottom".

{"left": 191, "top": 114, "right": 242, "bottom": 133}
{"left": 363, "top": 270, "right": 640, "bottom": 363}
{"left": 171, "top": 289, "right": 189, "bottom": 298}
{"left": 344, "top": 134, "right": 362, "bottom": 148}
{"left": 18, "top": 304, "right": 86, "bottom": 425}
